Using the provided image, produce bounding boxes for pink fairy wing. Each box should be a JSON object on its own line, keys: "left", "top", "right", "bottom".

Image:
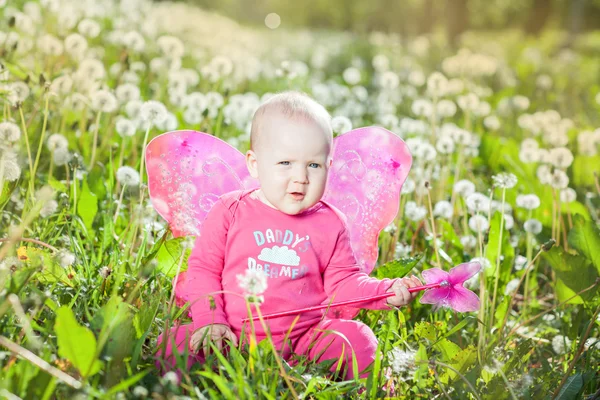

{"left": 421, "top": 268, "right": 450, "bottom": 285}
{"left": 447, "top": 286, "right": 480, "bottom": 312}
{"left": 323, "top": 126, "right": 412, "bottom": 274}
{"left": 419, "top": 287, "right": 451, "bottom": 306}
{"left": 448, "top": 262, "right": 482, "bottom": 286}
{"left": 145, "top": 130, "right": 258, "bottom": 237}
{"left": 146, "top": 130, "right": 258, "bottom": 312}
{"left": 322, "top": 127, "right": 412, "bottom": 319}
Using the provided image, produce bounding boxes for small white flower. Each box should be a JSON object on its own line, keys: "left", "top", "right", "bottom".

{"left": 492, "top": 172, "right": 518, "bottom": 189}
{"left": 116, "top": 166, "right": 140, "bottom": 186}
{"left": 524, "top": 219, "right": 542, "bottom": 234}
{"left": 516, "top": 194, "right": 540, "bottom": 210}
{"left": 469, "top": 214, "right": 489, "bottom": 233}
{"left": 331, "top": 116, "right": 352, "bottom": 134}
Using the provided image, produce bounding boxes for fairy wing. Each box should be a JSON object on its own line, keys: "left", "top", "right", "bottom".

{"left": 145, "top": 130, "right": 258, "bottom": 313}
{"left": 145, "top": 130, "right": 258, "bottom": 238}
{"left": 322, "top": 126, "right": 412, "bottom": 318}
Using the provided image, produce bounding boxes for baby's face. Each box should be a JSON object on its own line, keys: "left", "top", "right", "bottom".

{"left": 246, "top": 112, "right": 332, "bottom": 215}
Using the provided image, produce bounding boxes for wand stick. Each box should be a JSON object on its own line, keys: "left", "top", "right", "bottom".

{"left": 241, "top": 282, "right": 445, "bottom": 323}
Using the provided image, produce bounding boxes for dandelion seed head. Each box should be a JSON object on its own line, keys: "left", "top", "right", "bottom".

{"left": 524, "top": 219, "right": 542, "bottom": 234}
{"left": 559, "top": 187, "right": 576, "bottom": 203}
{"left": 552, "top": 335, "right": 571, "bottom": 355}
{"left": 91, "top": 90, "right": 118, "bottom": 113}
{"left": 433, "top": 200, "right": 453, "bottom": 219}
{"left": 115, "top": 117, "right": 137, "bottom": 138}
{"left": 514, "top": 255, "right": 528, "bottom": 271}
{"left": 116, "top": 166, "right": 140, "bottom": 186}
{"left": 236, "top": 268, "right": 268, "bottom": 301}
{"left": 55, "top": 250, "right": 75, "bottom": 267}
{"left": 40, "top": 200, "right": 58, "bottom": 217}
{"left": 516, "top": 194, "right": 540, "bottom": 210}
{"left": 53, "top": 147, "right": 72, "bottom": 166}
{"left": 331, "top": 116, "right": 352, "bottom": 134}
{"left": 468, "top": 214, "right": 489, "bottom": 233}
{"left": 387, "top": 348, "right": 416, "bottom": 374}
{"left": 492, "top": 172, "right": 518, "bottom": 189}
{"left": 0, "top": 122, "right": 21, "bottom": 142}
{"left": 466, "top": 192, "right": 490, "bottom": 213}
{"left": 140, "top": 100, "right": 167, "bottom": 124}
{"left": 405, "top": 201, "right": 427, "bottom": 222}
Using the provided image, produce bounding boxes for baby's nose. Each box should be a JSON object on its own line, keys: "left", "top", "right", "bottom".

{"left": 292, "top": 166, "right": 309, "bottom": 183}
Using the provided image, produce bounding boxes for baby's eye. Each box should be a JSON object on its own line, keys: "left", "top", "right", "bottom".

{"left": 278, "top": 161, "right": 290, "bottom": 166}
{"left": 309, "top": 163, "right": 320, "bottom": 168}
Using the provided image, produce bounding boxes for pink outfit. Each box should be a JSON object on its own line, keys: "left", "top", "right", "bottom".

{"left": 157, "top": 188, "right": 398, "bottom": 379}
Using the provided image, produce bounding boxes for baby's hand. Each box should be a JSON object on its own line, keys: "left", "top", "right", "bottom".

{"left": 190, "top": 323, "right": 238, "bottom": 356}
{"left": 386, "top": 275, "right": 422, "bottom": 307}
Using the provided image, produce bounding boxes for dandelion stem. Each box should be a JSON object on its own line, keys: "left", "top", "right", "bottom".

{"left": 89, "top": 111, "right": 102, "bottom": 168}
{"left": 113, "top": 184, "right": 127, "bottom": 224}
{"left": 31, "top": 93, "right": 51, "bottom": 195}
{"left": 0, "top": 237, "right": 58, "bottom": 252}
{"left": 18, "top": 106, "right": 34, "bottom": 194}
{"left": 425, "top": 183, "right": 442, "bottom": 268}
{"left": 490, "top": 188, "right": 506, "bottom": 330}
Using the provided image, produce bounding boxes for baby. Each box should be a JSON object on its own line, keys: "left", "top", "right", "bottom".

{"left": 159, "top": 91, "right": 421, "bottom": 379}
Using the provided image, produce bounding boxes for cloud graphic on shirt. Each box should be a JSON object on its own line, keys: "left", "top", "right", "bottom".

{"left": 258, "top": 246, "right": 300, "bottom": 266}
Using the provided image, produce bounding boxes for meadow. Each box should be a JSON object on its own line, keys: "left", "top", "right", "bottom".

{"left": 0, "top": 0, "right": 599, "bottom": 398}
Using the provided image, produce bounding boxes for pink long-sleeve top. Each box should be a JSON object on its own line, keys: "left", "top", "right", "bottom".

{"left": 185, "top": 188, "right": 397, "bottom": 337}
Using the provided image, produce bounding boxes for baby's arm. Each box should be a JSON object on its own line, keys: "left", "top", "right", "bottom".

{"left": 323, "top": 226, "right": 408, "bottom": 310}
{"left": 186, "top": 198, "right": 232, "bottom": 331}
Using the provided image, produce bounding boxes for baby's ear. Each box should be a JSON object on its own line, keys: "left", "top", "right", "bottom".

{"left": 246, "top": 150, "right": 259, "bottom": 178}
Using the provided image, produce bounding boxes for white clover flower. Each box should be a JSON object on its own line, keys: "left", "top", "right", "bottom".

{"left": 549, "top": 169, "right": 569, "bottom": 190}
{"left": 433, "top": 200, "right": 453, "bottom": 219}
{"left": 405, "top": 201, "right": 427, "bottom": 222}
{"left": 140, "top": 100, "right": 167, "bottom": 125}
{"left": 55, "top": 250, "right": 75, "bottom": 267}
{"left": 40, "top": 200, "right": 58, "bottom": 218}
{"left": 460, "top": 235, "right": 477, "bottom": 249}
{"left": 516, "top": 194, "right": 540, "bottom": 210}
{"left": 454, "top": 179, "right": 476, "bottom": 198}
{"left": 466, "top": 192, "right": 490, "bottom": 213}
{"left": 331, "top": 116, "right": 352, "bottom": 134}
{"left": 115, "top": 117, "right": 137, "bottom": 138}
{"left": 469, "top": 214, "right": 489, "bottom": 233}
{"left": 47, "top": 133, "right": 68, "bottom": 151}
{"left": 492, "top": 172, "right": 518, "bottom": 189}
{"left": 560, "top": 188, "right": 577, "bottom": 203}
{"left": 237, "top": 268, "right": 268, "bottom": 300}
{"left": 514, "top": 255, "right": 528, "bottom": 271}
{"left": 552, "top": 335, "right": 572, "bottom": 355}
{"left": 524, "top": 219, "right": 542, "bottom": 234}
{"left": 0, "top": 122, "right": 21, "bottom": 142}
{"left": 504, "top": 278, "right": 520, "bottom": 295}
{"left": 342, "top": 67, "right": 361, "bottom": 85}
{"left": 116, "top": 166, "right": 140, "bottom": 186}
{"left": 91, "top": 90, "right": 118, "bottom": 113}
{"left": 387, "top": 348, "right": 416, "bottom": 374}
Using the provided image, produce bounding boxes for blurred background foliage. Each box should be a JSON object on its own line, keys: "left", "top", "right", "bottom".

{"left": 174, "top": 0, "right": 600, "bottom": 43}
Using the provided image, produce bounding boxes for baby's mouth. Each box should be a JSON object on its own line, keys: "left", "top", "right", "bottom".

{"left": 290, "top": 192, "right": 305, "bottom": 200}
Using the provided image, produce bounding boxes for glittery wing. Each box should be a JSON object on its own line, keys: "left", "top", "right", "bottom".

{"left": 145, "top": 130, "right": 258, "bottom": 237}
{"left": 145, "top": 130, "right": 258, "bottom": 313}
{"left": 322, "top": 126, "right": 412, "bottom": 318}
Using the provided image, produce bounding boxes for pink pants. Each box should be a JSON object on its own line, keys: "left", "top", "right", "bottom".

{"left": 156, "top": 319, "right": 378, "bottom": 380}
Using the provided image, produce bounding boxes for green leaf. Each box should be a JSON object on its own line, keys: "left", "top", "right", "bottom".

{"left": 568, "top": 214, "right": 600, "bottom": 274}
{"left": 556, "top": 373, "right": 583, "bottom": 400}
{"left": 374, "top": 256, "right": 421, "bottom": 279}
{"left": 434, "top": 339, "right": 461, "bottom": 362}
{"left": 543, "top": 247, "right": 599, "bottom": 303}
{"left": 414, "top": 343, "right": 429, "bottom": 388}
{"left": 54, "top": 306, "right": 102, "bottom": 377}
{"left": 440, "top": 345, "right": 477, "bottom": 384}
{"left": 437, "top": 219, "right": 462, "bottom": 249}
{"left": 486, "top": 211, "right": 515, "bottom": 282}
{"left": 155, "top": 237, "right": 193, "bottom": 277}
{"left": 573, "top": 155, "right": 600, "bottom": 187}
{"left": 47, "top": 176, "right": 67, "bottom": 193}
{"left": 414, "top": 321, "right": 437, "bottom": 341}
{"left": 77, "top": 178, "right": 98, "bottom": 232}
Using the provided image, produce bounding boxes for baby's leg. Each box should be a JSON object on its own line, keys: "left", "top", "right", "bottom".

{"left": 294, "top": 319, "right": 378, "bottom": 380}
{"left": 156, "top": 323, "right": 204, "bottom": 372}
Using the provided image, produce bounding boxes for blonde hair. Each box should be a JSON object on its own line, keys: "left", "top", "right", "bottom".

{"left": 250, "top": 90, "right": 333, "bottom": 152}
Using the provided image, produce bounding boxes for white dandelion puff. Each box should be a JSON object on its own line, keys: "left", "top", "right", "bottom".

{"left": 524, "top": 219, "right": 542, "bottom": 234}
{"left": 492, "top": 172, "right": 518, "bottom": 189}
{"left": 140, "top": 100, "right": 167, "bottom": 125}
{"left": 116, "top": 166, "right": 140, "bottom": 186}
{"left": 0, "top": 122, "right": 21, "bottom": 142}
